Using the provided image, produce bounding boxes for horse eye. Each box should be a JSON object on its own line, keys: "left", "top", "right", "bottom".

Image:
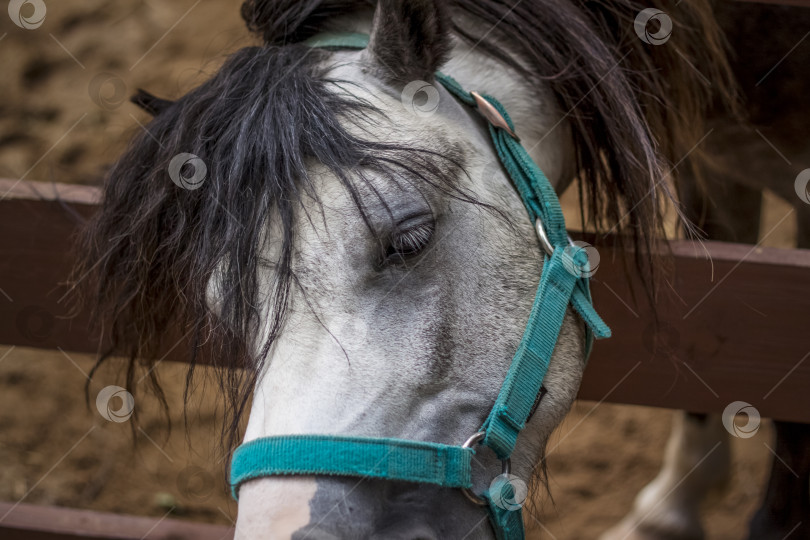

{"left": 384, "top": 220, "right": 435, "bottom": 264}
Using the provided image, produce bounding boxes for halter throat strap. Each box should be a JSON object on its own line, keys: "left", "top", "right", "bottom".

{"left": 229, "top": 32, "right": 610, "bottom": 540}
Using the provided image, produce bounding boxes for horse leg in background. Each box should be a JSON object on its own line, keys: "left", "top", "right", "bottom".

{"left": 748, "top": 422, "right": 810, "bottom": 540}
{"left": 747, "top": 209, "right": 810, "bottom": 540}
{"left": 712, "top": 7, "right": 810, "bottom": 533}
{"left": 599, "top": 413, "right": 730, "bottom": 540}
{"left": 601, "top": 174, "right": 762, "bottom": 540}
{"left": 605, "top": 5, "right": 810, "bottom": 536}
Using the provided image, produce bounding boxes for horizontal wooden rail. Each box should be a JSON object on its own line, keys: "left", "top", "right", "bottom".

{"left": 735, "top": 0, "right": 810, "bottom": 6}
{"left": 0, "top": 501, "right": 232, "bottom": 540}
{"left": 1, "top": 179, "right": 809, "bottom": 423}
{"left": 580, "top": 239, "right": 810, "bottom": 423}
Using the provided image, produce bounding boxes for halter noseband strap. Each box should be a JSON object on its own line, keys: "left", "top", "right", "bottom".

{"left": 229, "top": 32, "right": 610, "bottom": 540}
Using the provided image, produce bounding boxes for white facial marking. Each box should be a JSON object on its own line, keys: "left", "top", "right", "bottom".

{"left": 236, "top": 479, "right": 318, "bottom": 540}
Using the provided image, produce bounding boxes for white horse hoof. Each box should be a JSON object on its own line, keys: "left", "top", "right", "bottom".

{"left": 599, "top": 516, "right": 704, "bottom": 540}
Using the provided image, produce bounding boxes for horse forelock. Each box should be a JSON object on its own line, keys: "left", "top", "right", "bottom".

{"left": 76, "top": 42, "right": 491, "bottom": 453}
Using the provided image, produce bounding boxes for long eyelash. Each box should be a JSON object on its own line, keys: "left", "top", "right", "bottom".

{"left": 394, "top": 223, "right": 434, "bottom": 254}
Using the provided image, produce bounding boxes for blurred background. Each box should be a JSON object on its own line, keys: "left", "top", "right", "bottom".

{"left": 0, "top": 1, "right": 807, "bottom": 538}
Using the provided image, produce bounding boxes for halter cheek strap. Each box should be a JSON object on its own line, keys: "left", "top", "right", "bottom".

{"left": 229, "top": 32, "right": 610, "bottom": 540}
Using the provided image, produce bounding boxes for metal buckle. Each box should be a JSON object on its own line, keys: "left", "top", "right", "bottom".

{"left": 470, "top": 92, "right": 519, "bottom": 140}
{"left": 461, "top": 431, "right": 511, "bottom": 506}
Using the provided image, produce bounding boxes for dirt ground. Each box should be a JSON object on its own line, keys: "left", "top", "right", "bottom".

{"left": 0, "top": 1, "right": 803, "bottom": 539}
{"left": 0, "top": 345, "right": 782, "bottom": 539}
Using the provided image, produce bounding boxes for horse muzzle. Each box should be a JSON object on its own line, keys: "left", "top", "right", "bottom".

{"left": 234, "top": 476, "right": 493, "bottom": 540}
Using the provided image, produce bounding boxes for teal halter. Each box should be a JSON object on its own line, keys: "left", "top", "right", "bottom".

{"left": 230, "top": 32, "right": 611, "bottom": 539}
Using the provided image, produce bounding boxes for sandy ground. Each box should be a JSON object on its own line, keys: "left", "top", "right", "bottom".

{"left": 0, "top": 0, "right": 248, "bottom": 184}
{"left": 0, "top": 345, "right": 780, "bottom": 539}
{"left": 0, "top": 1, "right": 803, "bottom": 539}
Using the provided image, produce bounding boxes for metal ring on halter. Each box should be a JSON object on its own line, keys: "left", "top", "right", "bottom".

{"left": 535, "top": 219, "right": 577, "bottom": 256}
{"left": 534, "top": 219, "right": 554, "bottom": 256}
{"left": 461, "top": 431, "right": 512, "bottom": 506}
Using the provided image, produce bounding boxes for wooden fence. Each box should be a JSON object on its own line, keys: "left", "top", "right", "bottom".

{"left": 3, "top": 178, "right": 809, "bottom": 420}
{"left": 2, "top": 167, "right": 810, "bottom": 538}
{"left": 0, "top": 501, "right": 233, "bottom": 540}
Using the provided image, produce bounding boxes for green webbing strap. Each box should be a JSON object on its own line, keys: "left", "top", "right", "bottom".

{"left": 480, "top": 249, "right": 578, "bottom": 458}
{"left": 437, "top": 70, "right": 610, "bottom": 349}
{"left": 229, "top": 33, "right": 612, "bottom": 540}
{"left": 303, "top": 31, "right": 370, "bottom": 50}
{"left": 485, "top": 495, "right": 526, "bottom": 540}
{"left": 429, "top": 75, "right": 610, "bottom": 458}
{"left": 231, "top": 434, "right": 473, "bottom": 498}
{"left": 435, "top": 73, "right": 566, "bottom": 246}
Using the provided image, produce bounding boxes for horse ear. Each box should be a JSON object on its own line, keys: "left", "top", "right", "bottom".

{"left": 130, "top": 89, "right": 174, "bottom": 116}
{"left": 367, "top": 0, "right": 450, "bottom": 85}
